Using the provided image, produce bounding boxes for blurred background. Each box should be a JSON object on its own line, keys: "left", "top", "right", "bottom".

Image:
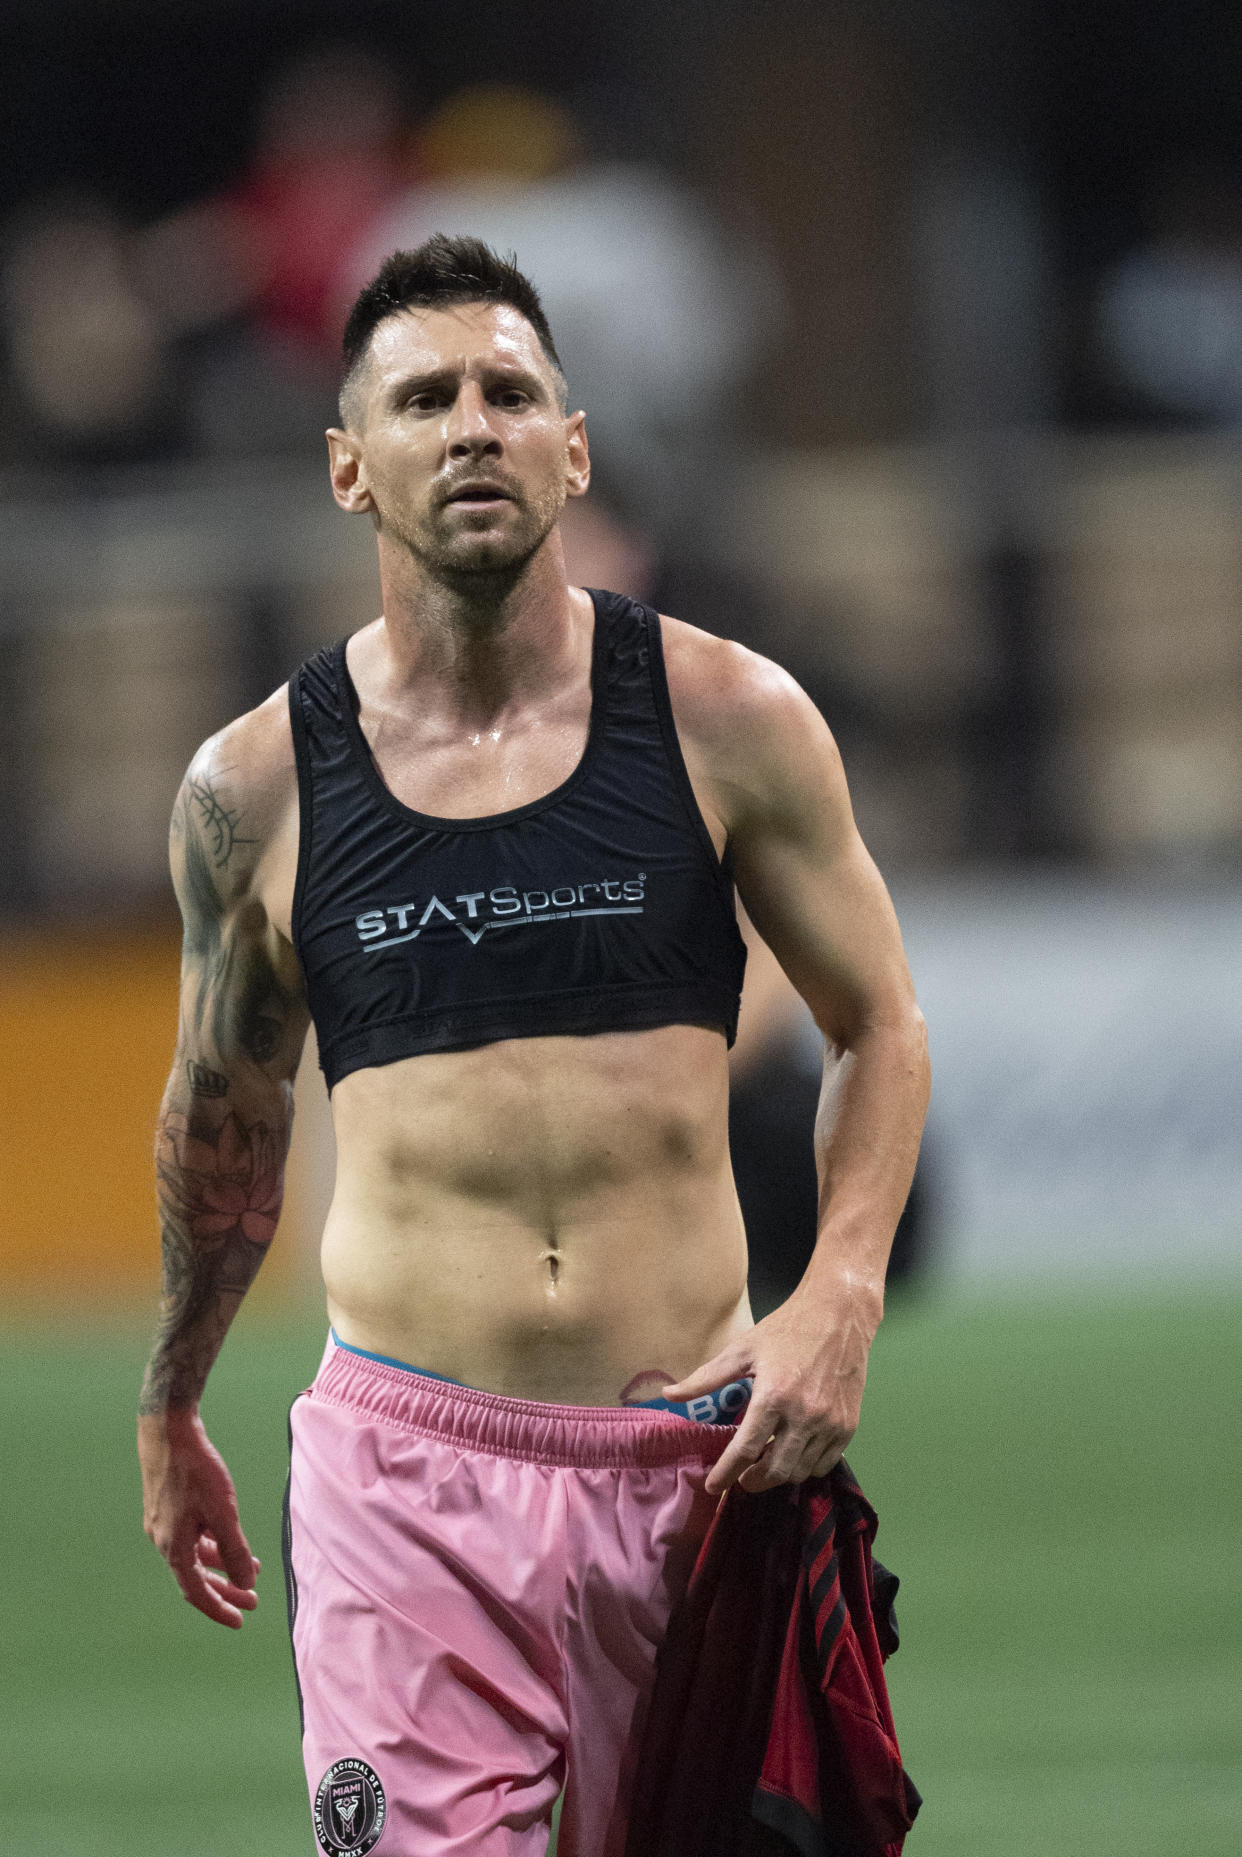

{"left": 0, "top": 2, "right": 1238, "bottom": 1854}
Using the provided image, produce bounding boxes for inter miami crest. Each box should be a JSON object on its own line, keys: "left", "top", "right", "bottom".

{"left": 313, "top": 1758, "right": 386, "bottom": 1854}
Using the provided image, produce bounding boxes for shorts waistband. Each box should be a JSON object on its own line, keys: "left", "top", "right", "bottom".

{"left": 307, "top": 1332, "right": 738, "bottom": 1469}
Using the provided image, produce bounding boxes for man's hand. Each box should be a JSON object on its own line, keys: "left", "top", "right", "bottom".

{"left": 662, "top": 1271, "right": 882, "bottom": 1498}
{"left": 138, "top": 1411, "right": 260, "bottom": 1628}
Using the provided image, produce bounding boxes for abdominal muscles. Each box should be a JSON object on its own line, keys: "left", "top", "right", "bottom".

{"left": 320, "top": 1024, "right": 753, "bottom": 1402}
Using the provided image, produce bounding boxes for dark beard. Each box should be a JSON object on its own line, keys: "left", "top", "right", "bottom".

{"left": 382, "top": 487, "right": 562, "bottom": 602}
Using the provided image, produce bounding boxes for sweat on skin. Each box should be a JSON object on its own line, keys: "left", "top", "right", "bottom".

{"left": 138, "top": 286, "right": 929, "bottom": 1641}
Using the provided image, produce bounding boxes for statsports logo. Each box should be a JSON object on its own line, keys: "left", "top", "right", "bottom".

{"left": 354, "top": 874, "right": 647, "bottom": 951}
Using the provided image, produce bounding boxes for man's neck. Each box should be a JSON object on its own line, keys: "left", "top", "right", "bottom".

{"left": 373, "top": 530, "right": 584, "bottom": 729}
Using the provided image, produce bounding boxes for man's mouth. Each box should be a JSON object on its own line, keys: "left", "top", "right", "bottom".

{"left": 444, "top": 482, "right": 514, "bottom": 506}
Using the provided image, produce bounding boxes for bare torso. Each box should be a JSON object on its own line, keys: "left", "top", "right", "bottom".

{"left": 257, "top": 594, "right": 753, "bottom": 1403}
{"left": 326, "top": 1028, "right": 749, "bottom": 1402}
{"left": 139, "top": 296, "right": 928, "bottom": 1633}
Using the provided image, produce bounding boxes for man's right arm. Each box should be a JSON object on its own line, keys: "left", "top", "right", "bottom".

{"left": 137, "top": 725, "right": 308, "bottom": 1627}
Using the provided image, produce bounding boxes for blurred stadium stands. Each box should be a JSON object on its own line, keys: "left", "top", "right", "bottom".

{"left": 2, "top": 432, "right": 1239, "bottom": 1295}
{"left": 1, "top": 0, "right": 1239, "bottom": 1297}
{"left": 4, "top": 432, "right": 1239, "bottom": 920}
{"left": 2, "top": 11, "right": 1239, "bottom": 1857}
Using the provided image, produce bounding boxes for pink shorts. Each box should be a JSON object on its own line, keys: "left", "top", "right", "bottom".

{"left": 284, "top": 1335, "right": 735, "bottom": 1856}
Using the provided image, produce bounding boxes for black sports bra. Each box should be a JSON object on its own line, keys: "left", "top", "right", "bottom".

{"left": 288, "top": 588, "right": 747, "bottom": 1090}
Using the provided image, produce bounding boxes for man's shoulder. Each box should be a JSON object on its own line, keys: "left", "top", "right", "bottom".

{"left": 657, "top": 611, "right": 838, "bottom": 787}
{"left": 185, "top": 683, "right": 297, "bottom": 803}
{"left": 174, "top": 684, "right": 298, "bottom": 909}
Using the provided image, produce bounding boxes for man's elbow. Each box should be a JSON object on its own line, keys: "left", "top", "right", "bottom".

{"left": 850, "top": 995, "right": 930, "bottom": 1095}
{"left": 906, "top": 1002, "right": 931, "bottom": 1108}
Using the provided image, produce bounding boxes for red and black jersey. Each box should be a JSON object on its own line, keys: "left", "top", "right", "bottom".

{"left": 626, "top": 1461, "right": 922, "bottom": 1857}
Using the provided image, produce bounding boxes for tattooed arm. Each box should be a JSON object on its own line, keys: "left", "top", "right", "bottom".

{"left": 138, "top": 715, "right": 308, "bottom": 1628}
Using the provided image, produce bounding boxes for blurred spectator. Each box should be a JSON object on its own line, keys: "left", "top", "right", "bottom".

{"left": 561, "top": 484, "right": 936, "bottom": 1303}
{"left": 560, "top": 476, "right": 887, "bottom": 793}
{"left": 135, "top": 43, "right": 411, "bottom": 456}
{"left": 1094, "top": 162, "right": 1242, "bottom": 426}
{"left": 1, "top": 45, "right": 414, "bottom": 468}
{"left": 343, "top": 82, "right": 781, "bottom": 544}
{"left": 1, "top": 192, "right": 175, "bottom": 464}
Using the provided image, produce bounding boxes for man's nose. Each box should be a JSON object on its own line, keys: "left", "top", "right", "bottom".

{"left": 446, "top": 383, "right": 502, "bottom": 457}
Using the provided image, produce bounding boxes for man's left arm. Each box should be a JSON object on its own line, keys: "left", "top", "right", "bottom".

{"left": 662, "top": 643, "right": 930, "bottom": 1494}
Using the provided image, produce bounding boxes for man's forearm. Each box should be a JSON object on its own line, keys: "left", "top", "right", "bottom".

{"left": 138, "top": 1063, "right": 293, "bottom": 1416}
{"left": 802, "top": 1009, "right": 930, "bottom": 1305}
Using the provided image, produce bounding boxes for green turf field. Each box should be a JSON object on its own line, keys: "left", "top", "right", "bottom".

{"left": 2, "top": 1282, "right": 1238, "bottom": 1856}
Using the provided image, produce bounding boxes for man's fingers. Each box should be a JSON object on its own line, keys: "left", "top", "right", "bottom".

{"left": 183, "top": 1579, "right": 246, "bottom": 1629}
{"left": 736, "top": 1427, "right": 812, "bottom": 1492}
{"left": 738, "top": 1430, "right": 846, "bottom": 1492}
{"left": 204, "top": 1569, "right": 260, "bottom": 1611}
{"left": 662, "top": 1345, "right": 751, "bottom": 1403}
{"left": 201, "top": 1535, "right": 261, "bottom": 1580}
{"left": 211, "top": 1513, "right": 259, "bottom": 1591}
{"left": 810, "top": 1443, "right": 843, "bottom": 1480}
{"left": 704, "top": 1408, "right": 778, "bottom": 1496}
{"left": 164, "top": 1522, "right": 259, "bottom": 1628}
{"left": 781, "top": 1432, "right": 842, "bottom": 1486}
{"left": 168, "top": 1548, "right": 248, "bottom": 1629}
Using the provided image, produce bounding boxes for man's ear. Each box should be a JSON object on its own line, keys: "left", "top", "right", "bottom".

{"left": 326, "top": 429, "right": 374, "bottom": 514}
{"left": 564, "top": 411, "right": 590, "bottom": 500}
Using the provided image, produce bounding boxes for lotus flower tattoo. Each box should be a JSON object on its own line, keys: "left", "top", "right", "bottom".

{"left": 157, "top": 1110, "right": 282, "bottom": 1248}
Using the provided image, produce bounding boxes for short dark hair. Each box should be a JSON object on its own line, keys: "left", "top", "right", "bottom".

{"left": 340, "top": 233, "right": 566, "bottom": 420}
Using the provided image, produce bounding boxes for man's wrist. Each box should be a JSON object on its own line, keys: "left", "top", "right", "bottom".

{"left": 137, "top": 1399, "right": 202, "bottom": 1430}
{"left": 796, "top": 1246, "right": 886, "bottom": 1327}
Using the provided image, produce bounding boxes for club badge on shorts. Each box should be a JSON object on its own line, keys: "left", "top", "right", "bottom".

{"left": 314, "top": 1757, "right": 386, "bottom": 1854}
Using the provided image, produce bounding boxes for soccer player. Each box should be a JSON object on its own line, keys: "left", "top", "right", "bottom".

{"left": 137, "top": 235, "right": 929, "bottom": 1857}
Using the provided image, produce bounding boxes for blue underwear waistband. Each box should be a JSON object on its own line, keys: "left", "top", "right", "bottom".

{"left": 329, "top": 1330, "right": 751, "bottom": 1426}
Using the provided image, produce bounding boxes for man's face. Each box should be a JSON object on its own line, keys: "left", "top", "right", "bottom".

{"left": 331, "top": 301, "right": 586, "bottom": 581}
